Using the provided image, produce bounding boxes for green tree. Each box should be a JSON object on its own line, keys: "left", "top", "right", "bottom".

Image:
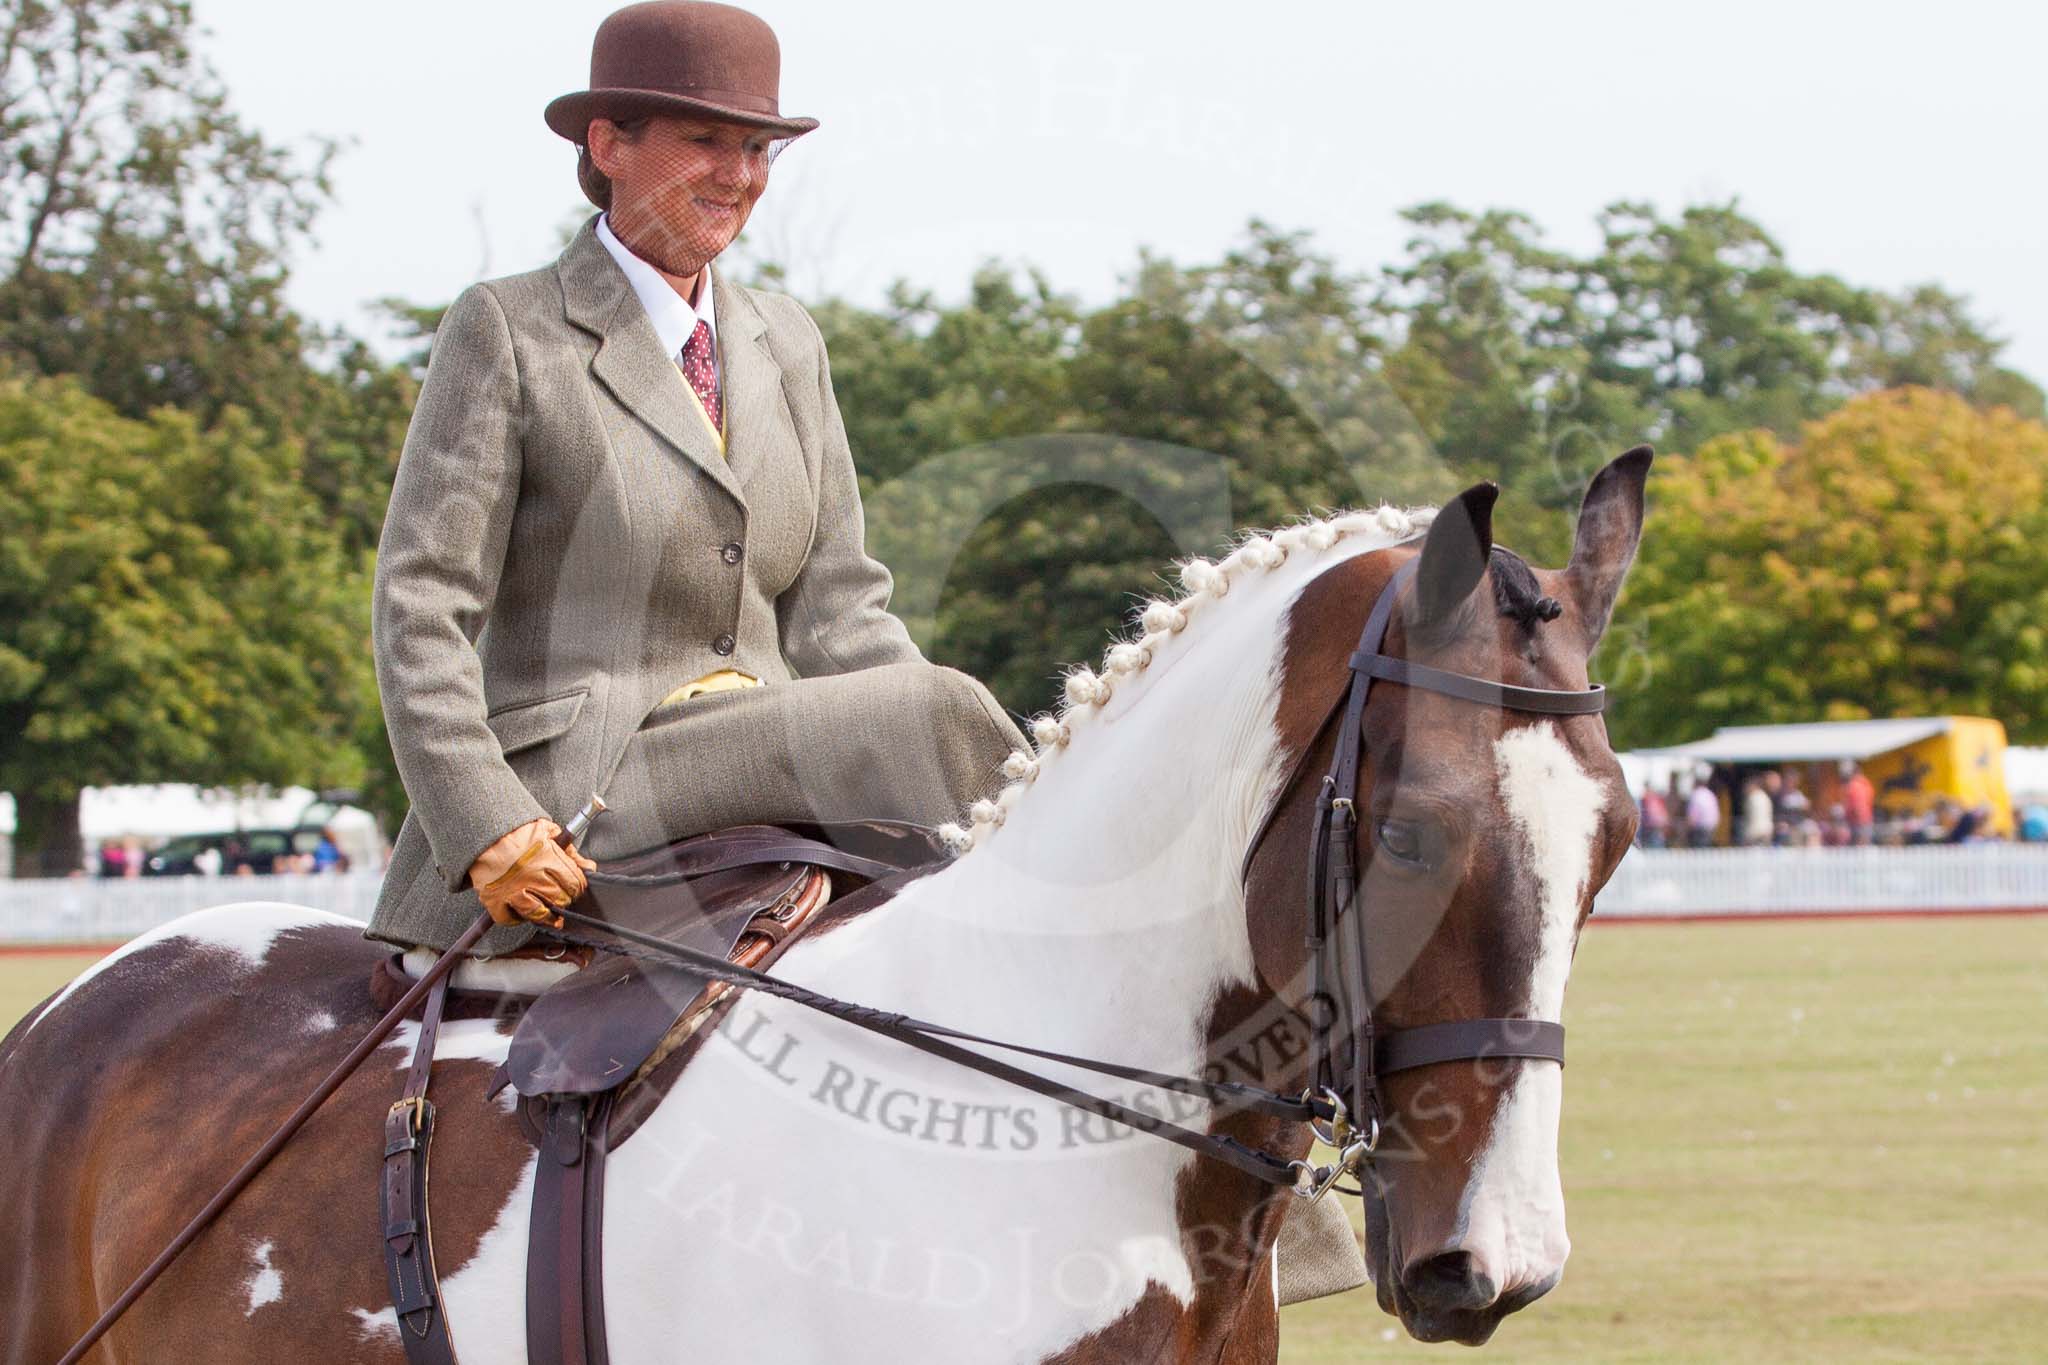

{"left": 1368, "top": 200, "right": 2045, "bottom": 564}
{"left": 1602, "top": 387, "right": 2048, "bottom": 748}
{"left": 0, "top": 0, "right": 417, "bottom": 559}
{"left": 0, "top": 0, "right": 340, "bottom": 426}
{"left": 820, "top": 208, "right": 2040, "bottom": 720}
{"left": 0, "top": 371, "right": 369, "bottom": 874}
{"left": 832, "top": 229, "right": 1455, "bottom": 718}
{"left": 0, "top": 1, "right": 422, "bottom": 852}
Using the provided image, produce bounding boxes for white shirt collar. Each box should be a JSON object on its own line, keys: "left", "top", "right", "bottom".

{"left": 596, "top": 213, "right": 716, "bottom": 361}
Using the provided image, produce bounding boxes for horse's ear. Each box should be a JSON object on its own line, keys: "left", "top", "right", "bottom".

{"left": 1565, "top": 445, "right": 1653, "bottom": 642}
{"left": 1413, "top": 482, "right": 1498, "bottom": 627}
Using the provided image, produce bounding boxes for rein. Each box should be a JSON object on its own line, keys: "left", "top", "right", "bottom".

{"left": 549, "top": 903, "right": 1323, "bottom": 1190}
{"left": 554, "top": 549, "right": 1608, "bottom": 1200}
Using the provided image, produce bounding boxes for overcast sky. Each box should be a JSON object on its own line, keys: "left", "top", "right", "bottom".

{"left": 193, "top": 0, "right": 2048, "bottom": 387}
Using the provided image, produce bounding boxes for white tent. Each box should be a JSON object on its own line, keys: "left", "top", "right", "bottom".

{"left": 1640, "top": 717, "right": 1957, "bottom": 765}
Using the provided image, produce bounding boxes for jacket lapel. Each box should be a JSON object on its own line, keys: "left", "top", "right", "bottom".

{"left": 710, "top": 266, "right": 783, "bottom": 494}
{"left": 558, "top": 216, "right": 746, "bottom": 509}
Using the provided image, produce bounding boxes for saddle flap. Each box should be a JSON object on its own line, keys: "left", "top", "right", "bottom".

{"left": 502, "top": 862, "right": 807, "bottom": 1097}
{"left": 504, "top": 955, "right": 711, "bottom": 1098}
{"left": 499, "top": 822, "right": 945, "bottom": 1101}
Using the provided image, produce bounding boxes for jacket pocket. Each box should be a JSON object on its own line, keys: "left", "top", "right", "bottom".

{"left": 485, "top": 688, "right": 589, "bottom": 756}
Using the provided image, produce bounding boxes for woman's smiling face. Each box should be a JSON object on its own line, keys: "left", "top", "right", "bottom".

{"left": 589, "top": 114, "right": 778, "bottom": 279}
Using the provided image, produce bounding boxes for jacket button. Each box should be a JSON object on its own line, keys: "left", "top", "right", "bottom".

{"left": 712, "top": 633, "right": 735, "bottom": 656}
{"left": 721, "top": 541, "right": 743, "bottom": 565}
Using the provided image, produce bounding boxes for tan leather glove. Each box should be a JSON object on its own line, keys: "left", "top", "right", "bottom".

{"left": 468, "top": 819, "right": 598, "bottom": 929}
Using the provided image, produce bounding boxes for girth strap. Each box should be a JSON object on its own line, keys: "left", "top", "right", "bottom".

{"left": 382, "top": 972, "right": 459, "bottom": 1364}
{"left": 527, "top": 1093, "right": 614, "bottom": 1365}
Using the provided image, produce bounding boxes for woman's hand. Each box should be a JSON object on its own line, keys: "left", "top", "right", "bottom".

{"left": 469, "top": 819, "right": 599, "bottom": 928}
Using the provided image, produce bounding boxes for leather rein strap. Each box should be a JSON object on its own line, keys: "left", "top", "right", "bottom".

{"left": 546, "top": 552, "right": 1609, "bottom": 1195}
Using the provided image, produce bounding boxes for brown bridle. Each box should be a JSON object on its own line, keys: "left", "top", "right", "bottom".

{"left": 1243, "top": 553, "right": 1605, "bottom": 1195}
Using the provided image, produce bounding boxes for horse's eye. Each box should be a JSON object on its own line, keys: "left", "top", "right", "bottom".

{"left": 1375, "top": 817, "right": 1437, "bottom": 869}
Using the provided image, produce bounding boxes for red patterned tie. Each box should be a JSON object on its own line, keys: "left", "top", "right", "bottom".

{"left": 678, "top": 319, "right": 721, "bottom": 433}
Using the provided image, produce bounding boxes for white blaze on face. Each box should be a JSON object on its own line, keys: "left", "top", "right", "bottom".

{"left": 1457, "top": 722, "right": 1604, "bottom": 1293}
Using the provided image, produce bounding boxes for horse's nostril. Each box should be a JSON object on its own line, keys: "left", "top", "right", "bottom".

{"left": 1403, "top": 1250, "right": 1498, "bottom": 1313}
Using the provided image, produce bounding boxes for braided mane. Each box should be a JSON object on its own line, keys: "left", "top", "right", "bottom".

{"left": 938, "top": 503, "right": 1442, "bottom": 855}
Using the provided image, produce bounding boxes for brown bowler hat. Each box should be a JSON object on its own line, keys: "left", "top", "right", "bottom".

{"left": 544, "top": 1, "right": 819, "bottom": 144}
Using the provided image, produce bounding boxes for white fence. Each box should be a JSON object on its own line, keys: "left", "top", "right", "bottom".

{"left": 3, "top": 846, "right": 2047, "bottom": 943}
{"left": 1595, "top": 843, "right": 2048, "bottom": 917}
{"left": 0, "top": 873, "right": 378, "bottom": 944}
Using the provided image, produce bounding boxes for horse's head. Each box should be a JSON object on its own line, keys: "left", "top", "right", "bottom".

{"left": 1245, "top": 448, "right": 1651, "bottom": 1344}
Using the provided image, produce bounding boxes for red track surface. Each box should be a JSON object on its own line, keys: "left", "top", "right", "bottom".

{"left": 1591, "top": 905, "right": 2048, "bottom": 925}
{"left": 0, "top": 943, "right": 119, "bottom": 958}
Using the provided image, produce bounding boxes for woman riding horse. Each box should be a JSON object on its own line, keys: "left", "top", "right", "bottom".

{"left": 366, "top": 0, "right": 1025, "bottom": 956}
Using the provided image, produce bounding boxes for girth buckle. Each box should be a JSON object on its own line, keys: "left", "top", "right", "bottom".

{"left": 388, "top": 1096, "right": 426, "bottom": 1135}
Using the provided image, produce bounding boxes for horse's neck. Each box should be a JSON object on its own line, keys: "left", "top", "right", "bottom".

{"left": 606, "top": 556, "right": 1320, "bottom": 1357}
{"left": 820, "top": 571, "right": 1296, "bottom": 1044}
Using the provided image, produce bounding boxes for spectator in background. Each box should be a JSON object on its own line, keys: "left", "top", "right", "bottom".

{"left": 312, "top": 828, "right": 343, "bottom": 874}
{"left": 1944, "top": 802, "right": 1992, "bottom": 844}
{"left": 1840, "top": 761, "right": 1876, "bottom": 845}
{"left": 1686, "top": 775, "right": 1721, "bottom": 848}
{"left": 1743, "top": 777, "right": 1776, "bottom": 846}
{"left": 1776, "top": 768, "right": 1813, "bottom": 845}
{"left": 2020, "top": 804, "right": 2048, "bottom": 843}
{"left": 193, "top": 843, "right": 223, "bottom": 877}
{"left": 1822, "top": 802, "right": 1852, "bottom": 847}
{"left": 1639, "top": 781, "right": 1670, "bottom": 848}
{"left": 97, "top": 840, "right": 127, "bottom": 879}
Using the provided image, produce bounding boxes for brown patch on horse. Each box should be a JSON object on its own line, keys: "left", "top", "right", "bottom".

{"left": 0, "top": 918, "right": 534, "bottom": 1362}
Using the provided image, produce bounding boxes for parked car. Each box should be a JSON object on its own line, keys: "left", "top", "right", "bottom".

{"left": 142, "top": 827, "right": 327, "bottom": 876}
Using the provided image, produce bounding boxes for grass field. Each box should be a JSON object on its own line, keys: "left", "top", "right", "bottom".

{"left": 1280, "top": 916, "right": 2048, "bottom": 1363}
{"left": 5, "top": 917, "right": 2044, "bottom": 1360}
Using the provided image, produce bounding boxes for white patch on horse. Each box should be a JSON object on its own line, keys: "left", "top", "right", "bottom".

{"left": 1456, "top": 722, "right": 1600, "bottom": 1296}
{"left": 1492, "top": 723, "right": 1600, "bottom": 1021}
{"left": 304, "top": 1009, "right": 336, "bottom": 1032}
{"left": 384, "top": 1015, "right": 515, "bottom": 1070}
{"left": 348, "top": 1306, "right": 402, "bottom": 1346}
{"left": 434, "top": 1155, "right": 541, "bottom": 1361}
{"left": 21, "top": 902, "right": 348, "bottom": 1038}
{"left": 243, "top": 1239, "right": 283, "bottom": 1315}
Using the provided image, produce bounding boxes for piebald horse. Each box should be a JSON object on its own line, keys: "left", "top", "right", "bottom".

{"left": 0, "top": 450, "right": 1648, "bottom": 1362}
